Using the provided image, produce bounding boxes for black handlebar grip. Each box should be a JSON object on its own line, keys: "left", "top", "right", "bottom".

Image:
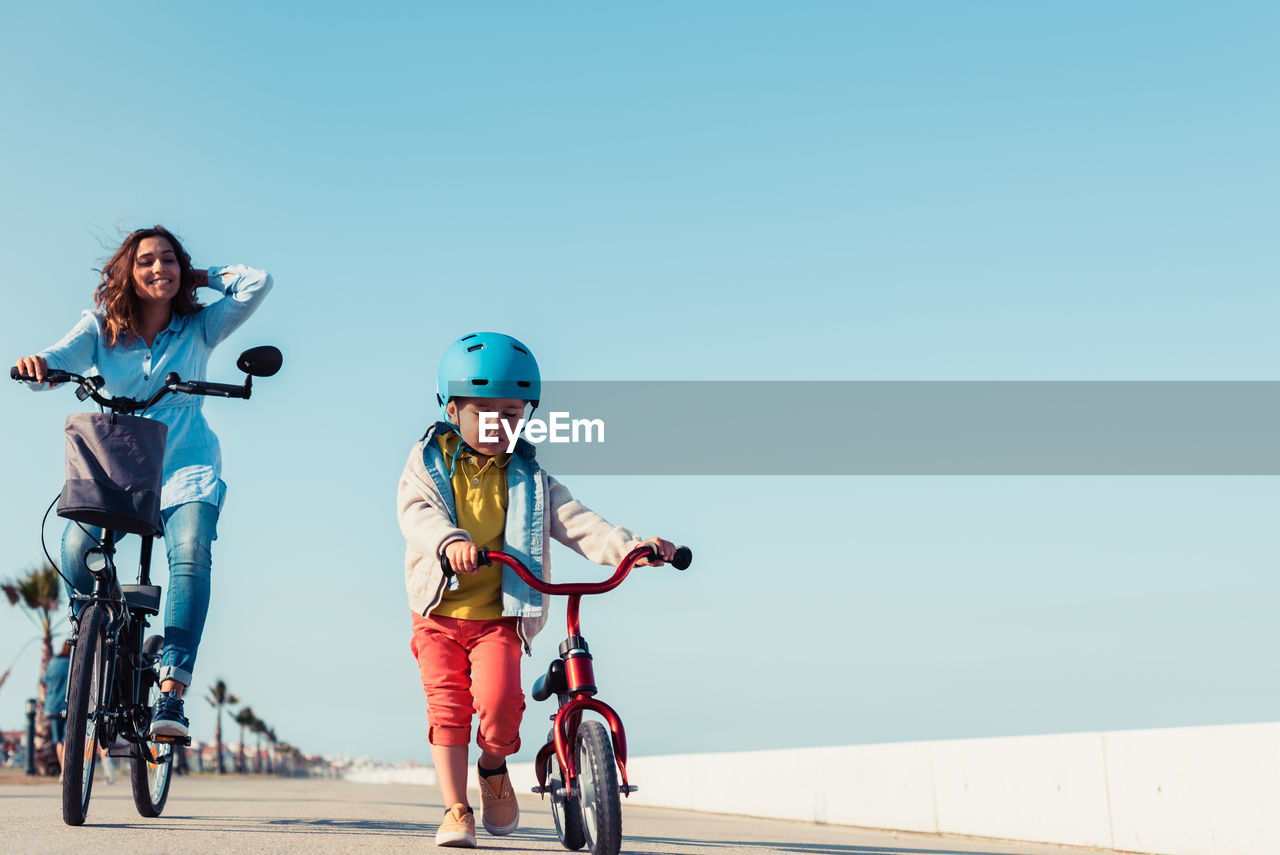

{"left": 164, "top": 374, "right": 245, "bottom": 398}
{"left": 195, "top": 381, "right": 248, "bottom": 397}
{"left": 671, "top": 546, "right": 693, "bottom": 571}
{"left": 11, "top": 367, "right": 72, "bottom": 384}
{"left": 439, "top": 546, "right": 491, "bottom": 580}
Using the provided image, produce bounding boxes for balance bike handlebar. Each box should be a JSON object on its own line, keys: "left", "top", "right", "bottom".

{"left": 440, "top": 544, "right": 692, "bottom": 596}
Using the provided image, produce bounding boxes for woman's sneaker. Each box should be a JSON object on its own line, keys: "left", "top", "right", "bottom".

{"left": 477, "top": 763, "right": 519, "bottom": 835}
{"left": 435, "top": 803, "right": 476, "bottom": 848}
{"left": 149, "top": 692, "right": 189, "bottom": 738}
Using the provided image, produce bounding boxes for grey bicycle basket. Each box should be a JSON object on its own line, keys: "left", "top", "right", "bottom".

{"left": 57, "top": 412, "right": 167, "bottom": 536}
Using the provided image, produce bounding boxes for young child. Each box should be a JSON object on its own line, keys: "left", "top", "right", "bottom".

{"left": 397, "top": 331, "right": 676, "bottom": 848}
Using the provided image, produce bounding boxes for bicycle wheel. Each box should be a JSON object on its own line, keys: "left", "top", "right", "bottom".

{"left": 543, "top": 748, "right": 586, "bottom": 850}
{"left": 575, "top": 721, "right": 622, "bottom": 855}
{"left": 131, "top": 635, "right": 172, "bottom": 817}
{"left": 62, "top": 604, "right": 108, "bottom": 826}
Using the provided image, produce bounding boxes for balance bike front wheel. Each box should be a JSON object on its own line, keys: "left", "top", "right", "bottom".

{"left": 574, "top": 720, "right": 622, "bottom": 855}
{"left": 544, "top": 748, "right": 586, "bottom": 850}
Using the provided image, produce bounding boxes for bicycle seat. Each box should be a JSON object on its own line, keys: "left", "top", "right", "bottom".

{"left": 121, "top": 584, "right": 161, "bottom": 616}
{"left": 531, "top": 659, "right": 567, "bottom": 702}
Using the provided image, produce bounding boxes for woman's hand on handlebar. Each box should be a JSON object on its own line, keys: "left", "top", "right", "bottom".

{"left": 444, "top": 540, "right": 484, "bottom": 575}
{"left": 636, "top": 537, "right": 677, "bottom": 567}
{"left": 13, "top": 355, "right": 58, "bottom": 386}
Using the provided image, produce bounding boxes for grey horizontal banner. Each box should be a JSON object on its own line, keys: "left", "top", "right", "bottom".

{"left": 505, "top": 382, "right": 1280, "bottom": 475}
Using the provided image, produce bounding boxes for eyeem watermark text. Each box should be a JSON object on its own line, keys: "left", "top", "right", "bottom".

{"left": 479, "top": 412, "right": 606, "bottom": 453}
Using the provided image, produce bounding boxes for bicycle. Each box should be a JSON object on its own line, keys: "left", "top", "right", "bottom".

{"left": 443, "top": 541, "right": 693, "bottom": 855}
{"left": 10, "top": 345, "right": 282, "bottom": 826}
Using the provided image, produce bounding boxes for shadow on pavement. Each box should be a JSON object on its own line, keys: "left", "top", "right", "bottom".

{"left": 91, "top": 816, "right": 566, "bottom": 844}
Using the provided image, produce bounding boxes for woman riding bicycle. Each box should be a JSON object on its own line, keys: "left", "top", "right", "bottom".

{"left": 12, "top": 225, "right": 273, "bottom": 738}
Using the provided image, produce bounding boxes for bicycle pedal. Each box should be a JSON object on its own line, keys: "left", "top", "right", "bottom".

{"left": 153, "top": 734, "right": 192, "bottom": 746}
{"left": 620, "top": 785, "right": 639, "bottom": 794}
{"left": 530, "top": 785, "right": 549, "bottom": 794}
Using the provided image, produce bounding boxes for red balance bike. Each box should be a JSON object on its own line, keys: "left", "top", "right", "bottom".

{"left": 444, "top": 543, "right": 692, "bottom": 855}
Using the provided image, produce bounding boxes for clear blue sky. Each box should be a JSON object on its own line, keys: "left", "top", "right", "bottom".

{"left": 2, "top": 3, "right": 1276, "bottom": 764}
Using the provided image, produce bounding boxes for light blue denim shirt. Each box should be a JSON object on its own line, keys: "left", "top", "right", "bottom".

{"left": 34, "top": 265, "right": 273, "bottom": 511}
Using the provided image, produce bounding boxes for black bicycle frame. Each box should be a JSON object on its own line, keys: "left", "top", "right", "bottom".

{"left": 74, "top": 529, "right": 171, "bottom": 761}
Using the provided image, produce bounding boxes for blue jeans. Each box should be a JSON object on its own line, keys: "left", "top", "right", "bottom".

{"left": 61, "top": 501, "right": 219, "bottom": 687}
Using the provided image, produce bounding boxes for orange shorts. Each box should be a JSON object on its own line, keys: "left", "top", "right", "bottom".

{"left": 409, "top": 612, "right": 525, "bottom": 757}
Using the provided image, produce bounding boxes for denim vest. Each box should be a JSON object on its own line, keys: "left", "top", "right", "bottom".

{"left": 419, "top": 423, "right": 544, "bottom": 619}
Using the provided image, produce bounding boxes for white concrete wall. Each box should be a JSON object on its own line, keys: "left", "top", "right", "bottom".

{"left": 930, "top": 731, "right": 1114, "bottom": 847}
{"left": 623, "top": 742, "right": 939, "bottom": 832}
{"left": 344, "top": 765, "right": 438, "bottom": 786}
{"left": 1103, "top": 723, "right": 1280, "bottom": 855}
{"left": 503, "top": 722, "right": 1280, "bottom": 855}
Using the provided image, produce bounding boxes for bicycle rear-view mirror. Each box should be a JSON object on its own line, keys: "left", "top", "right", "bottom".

{"left": 236, "top": 345, "right": 283, "bottom": 377}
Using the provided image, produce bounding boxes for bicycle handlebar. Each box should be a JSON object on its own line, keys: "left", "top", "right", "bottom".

{"left": 11, "top": 366, "right": 253, "bottom": 412}
{"left": 440, "top": 543, "right": 692, "bottom": 595}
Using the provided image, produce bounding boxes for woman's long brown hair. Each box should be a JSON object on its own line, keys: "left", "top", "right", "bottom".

{"left": 95, "top": 226, "right": 202, "bottom": 347}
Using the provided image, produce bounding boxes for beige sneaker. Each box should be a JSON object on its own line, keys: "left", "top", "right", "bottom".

{"left": 435, "top": 803, "right": 476, "bottom": 848}
{"left": 477, "top": 767, "right": 519, "bottom": 835}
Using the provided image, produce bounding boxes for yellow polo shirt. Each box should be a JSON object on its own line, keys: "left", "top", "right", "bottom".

{"left": 432, "top": 432, "right": 509, "bottom": 620}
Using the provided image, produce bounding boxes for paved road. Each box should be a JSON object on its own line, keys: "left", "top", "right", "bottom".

{"left": 1, "top": 775, "right": 1136, "bottom": 855}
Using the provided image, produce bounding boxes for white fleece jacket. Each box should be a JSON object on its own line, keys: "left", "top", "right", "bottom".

{"left": 396, "top": 440, "right": 644, "bottom": 651}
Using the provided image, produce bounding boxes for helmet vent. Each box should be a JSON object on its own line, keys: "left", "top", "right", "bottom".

{"left": 466, "top": 344, "right": 485, "bottom": 352}
{"left": 512, "top": 345, "right": 529, "bottom": 354}
{"left": 517, "top": 381, "right": 531, "bottom": 388}
{"left": 470, "top": 379, "right": 489, "bottom": 386}
{"left": 461, "top": 334, "right": 478, "bottom": 341}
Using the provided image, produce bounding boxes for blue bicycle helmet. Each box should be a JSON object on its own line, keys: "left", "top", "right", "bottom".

{"left": 436, "top": 332, "right": 541, "bottom": 421}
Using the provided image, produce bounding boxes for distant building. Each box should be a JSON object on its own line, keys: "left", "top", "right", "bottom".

{"left": 1, "top": 730, "right": 26, "bottom": 768}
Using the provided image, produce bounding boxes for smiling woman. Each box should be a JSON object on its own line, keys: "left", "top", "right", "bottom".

{"left": 95, "top": 227, "right": 206, "bottom": 349}
{"left": 10, "top": 224, "right": 273, "bottom": 741}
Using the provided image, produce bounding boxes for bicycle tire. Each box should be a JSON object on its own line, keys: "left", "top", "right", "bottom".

{"left": 62, "top": 604, "right": 107, "bottom": 826}
{"left": 544, "top": 748, "right": 586, "bottom": 850}
{"left": 575, "top": 720, "right": 622, "bottom": 855}
{"left": 131, "top": 635, "right": 172, "bottom": 817}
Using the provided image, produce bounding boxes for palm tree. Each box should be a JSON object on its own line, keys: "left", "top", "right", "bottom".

{"left": 249, "top": 717, "right": 268, "bottom": 774}
{"left": 265, "top": 726, "right": 278, "bottom": 775}
{"left": 276, "top": 741, "right": 296, "bottom": 777}
{"left": 3, "top": 562, "right": 61, "bottom": 776}
{"left": 204, "top": 679, "right": 238, "bottom": 774}
{"left": 233, "top": 706, "right": 256, "bottom": 774}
